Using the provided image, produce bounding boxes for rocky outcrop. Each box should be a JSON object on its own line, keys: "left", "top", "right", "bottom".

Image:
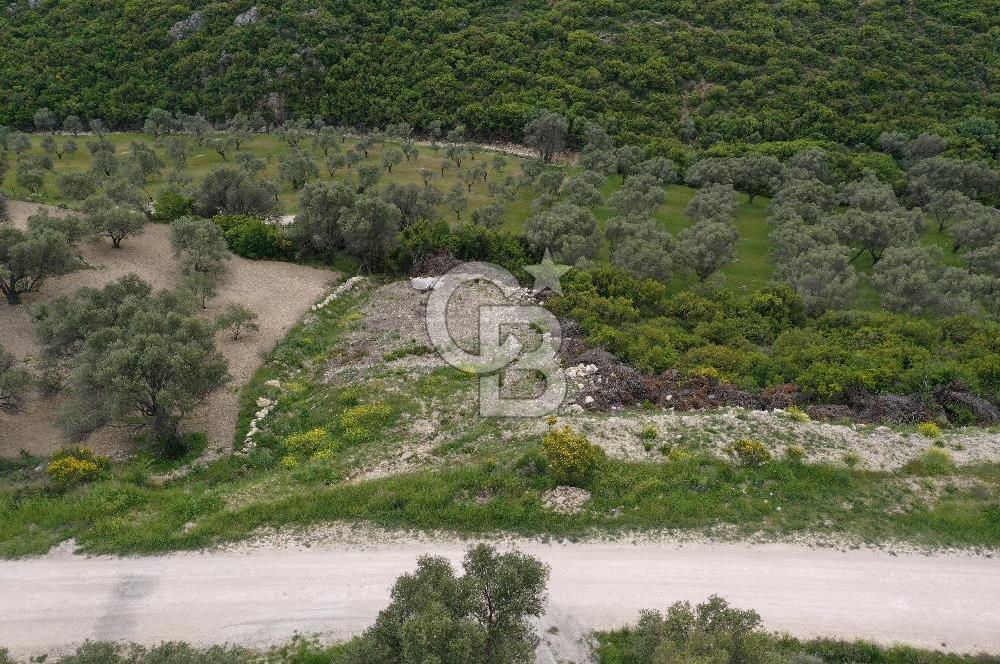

{"left": 234, "top": 6, "right": 259, "bottom": 26}
{"left": 169, "top": 11, "right": 204, "bottom": 42}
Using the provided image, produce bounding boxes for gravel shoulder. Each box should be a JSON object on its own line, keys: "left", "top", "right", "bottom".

{"left": 0, "top": 201, "right": 336, "bottom": 457}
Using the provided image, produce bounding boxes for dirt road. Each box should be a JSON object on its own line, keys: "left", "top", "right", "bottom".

{"left": 1, "top": 538, "right": 998, "bottom": 661}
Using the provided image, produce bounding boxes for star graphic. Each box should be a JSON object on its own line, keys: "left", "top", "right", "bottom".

{"left": 524, "top": 248, "right": 571, "bottom": 295}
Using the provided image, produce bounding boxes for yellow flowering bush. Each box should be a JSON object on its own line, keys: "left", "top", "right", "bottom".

{"left": 541, "top": 425, "right": 605, "bottom": 487}
{"left": 784, "top": 405, "right": 810, "bottom": 422}
{"left": 281, "top": 427, "right": 336, "bottom": 467}
{"left": 917, "top": 421, "right": 942, "bottom": 438}
{"left": 45, "top": 446, "right": 110, "bottom": 488}
{"left": 726, "top": 438, "right": 772, "bottom": 467}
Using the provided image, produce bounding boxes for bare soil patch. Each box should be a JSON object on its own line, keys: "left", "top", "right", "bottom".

{"left": 0, "top": 201, "right": 336, "bottom": 457}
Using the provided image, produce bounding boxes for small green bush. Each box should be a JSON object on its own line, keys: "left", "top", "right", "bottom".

{"left": 214, "top": 214, "right": 293, "bottom": 260}
{"left": 726, "top": 438, "right": 772, "bottom": 467}
{"left": 639, "top": 424, "right": 659, "bottom": 440}
{"left": 542, "top": 425, "right": 605, "bottom": 487}
{"left": 841, "top": 451, "right": 862, "bottom": 468}
{"left": 154, "top": 188, "right": 194, "bottom": 222}
{"left": 784, "top": 445, "right": 806, "bottom": 464}
{"left": 905, "top": 447, "right": 956, "bottom": 476}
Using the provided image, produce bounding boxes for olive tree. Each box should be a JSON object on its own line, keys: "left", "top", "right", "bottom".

{"left": 951, "top": 204, "right": 1000, "bottom": 252}
{"left": 62, "top": 115, "right": 84, "bottom": 136}
{"left": 637, "top": 157, "right": 678, "bottom": 186}
{"left": 967, "top": 243, "right": 1000, "bottom": 277}
{"left": 788, "top": 148, "right": 835, "bottom": 183}
{"left": 523, "top": 111, "right": 568, "bottom": 164}
{"left": 922, "top": 189, "right": 976, "bottom": 232}
{"left": 608, "top": 173, "right": 666, "bottom": 217}
{"left": 82, "top": 195, "right": 147, "bottom": 248}
{"left": 686, "top": 183, "right": 738, "bottom": 223}
{"left": 339, "top": 195, "right": 402, "bottom": 271}
{"left": 350, "top": 544, "right": 548, "bottom": 664}
{"left": 195, "top": 167, "right": 278, "bottom": 217}
{"left": 170, "top": 217, "right": 231, "bottom": 279}
{"left": 678, "top": 220, "right": 739, "bottom": 281}
{"left": 278, "top": 150, "right": 319, "bottom": 190}
{"left": 829, "top": 208, "right": 921, "bottom": 264}
{"left": 908, "top": 157, "right": 998, "bottom": 201}
{"left": 56, "top": 279, "right": 228, "bottom": 455}
{"left": 873, "top": 245, "right": 979, "bottom": 315}
{"left": 180, "top": 112, "right": 213, "bottom": 146}
{"left": 472, "top": 200, "right": 506, "bottom": 228}
{"left": 769, "top": 178, "right": 836, "bottom": 225}
{"left": 775, "top": 245, "right": 859, "bottom": 314}
{"left": 685, "top": 158, "right": 734, "bottom": 187}
{"left": 381, "top": 182, "right": 440, "bottom": 226}
{"left": 0, "top": 223, "right": 80, "bottom": 304}
{"left": 33, "top": 107, "right": 58, "bottom": 134}
{"left": 214, "top": 303, "right": 259, "bottom": 340}
{"left": 730, "top": 155, "right": 785, "bottom": 203}
{"left": 289, "top": 181, "right": 356, "bottom": 257}
{"left": 578, "top": 122, "right": 616, "bottom": 174}
{"left": 524, "top": 201, "right": 601, "bottom": 265}
{"left": 562, "top": 171, "right": 604, "bottom": 207}
{"left": 611, "top": 221, "right": 675, "bottom": 282}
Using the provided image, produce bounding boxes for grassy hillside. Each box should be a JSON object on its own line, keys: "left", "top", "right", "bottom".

{"left": 2, "top": 0, "right": 998, "bottom": 157}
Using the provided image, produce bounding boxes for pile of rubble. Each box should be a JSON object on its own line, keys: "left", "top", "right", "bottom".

{"left": 541, "top": 486, "right": 591, "bottom": 514}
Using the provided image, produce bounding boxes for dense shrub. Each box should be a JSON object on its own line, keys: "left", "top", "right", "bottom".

{"left": 395, "top": 219, "right": 531, "bottom": 274}
{"left": 153, "top": 188, "right": 194, "bottom": 222}
{"left": 45, "top": 446, "right": 110, "bottom": 488}
{"left": 541, "top": 425, "right": 605, "bottom": 488}
{"left": 548, "top": 267, "right": 1000, "bottom": 406}
{"left": 213, "top": 214, "right": 293, "bottom": 260}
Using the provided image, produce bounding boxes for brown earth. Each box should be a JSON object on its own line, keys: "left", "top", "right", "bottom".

{"left": 0, "top": 201, "right": 336, "bottom": 457}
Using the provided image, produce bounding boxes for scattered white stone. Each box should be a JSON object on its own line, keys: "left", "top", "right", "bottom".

{"left": 256, "top": 396, "right": 273, "bottom": 408}
{"left": 583, "top": 395, "right": 595, "bottom": 405}
{"left": 265, "top": 379, "right": 282, "bottom": 388}
{"left": 312, "top": 276, "right": 365, "bottom": 311}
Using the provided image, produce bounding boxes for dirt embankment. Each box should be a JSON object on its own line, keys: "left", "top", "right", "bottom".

{"left": 0, "top": 201, "right": 335, "bottom": 458}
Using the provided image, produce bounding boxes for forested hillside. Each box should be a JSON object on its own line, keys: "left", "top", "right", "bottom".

{"left": 2, "top": 0, "right": 998, "bottom": 157}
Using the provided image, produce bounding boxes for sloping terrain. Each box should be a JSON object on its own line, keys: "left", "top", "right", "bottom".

{"left": 0, "top": 200, "right": 335, "bottom": 457}
{"left": 2, "top": 1, "right": 997, "bottom": 152}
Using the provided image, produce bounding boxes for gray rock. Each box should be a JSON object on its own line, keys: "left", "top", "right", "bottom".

{"left": 169, "top": 11, "right": 204, "bottom": 42}
{"left": 234, "top": 6, "right": 259, "bottom": 26}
